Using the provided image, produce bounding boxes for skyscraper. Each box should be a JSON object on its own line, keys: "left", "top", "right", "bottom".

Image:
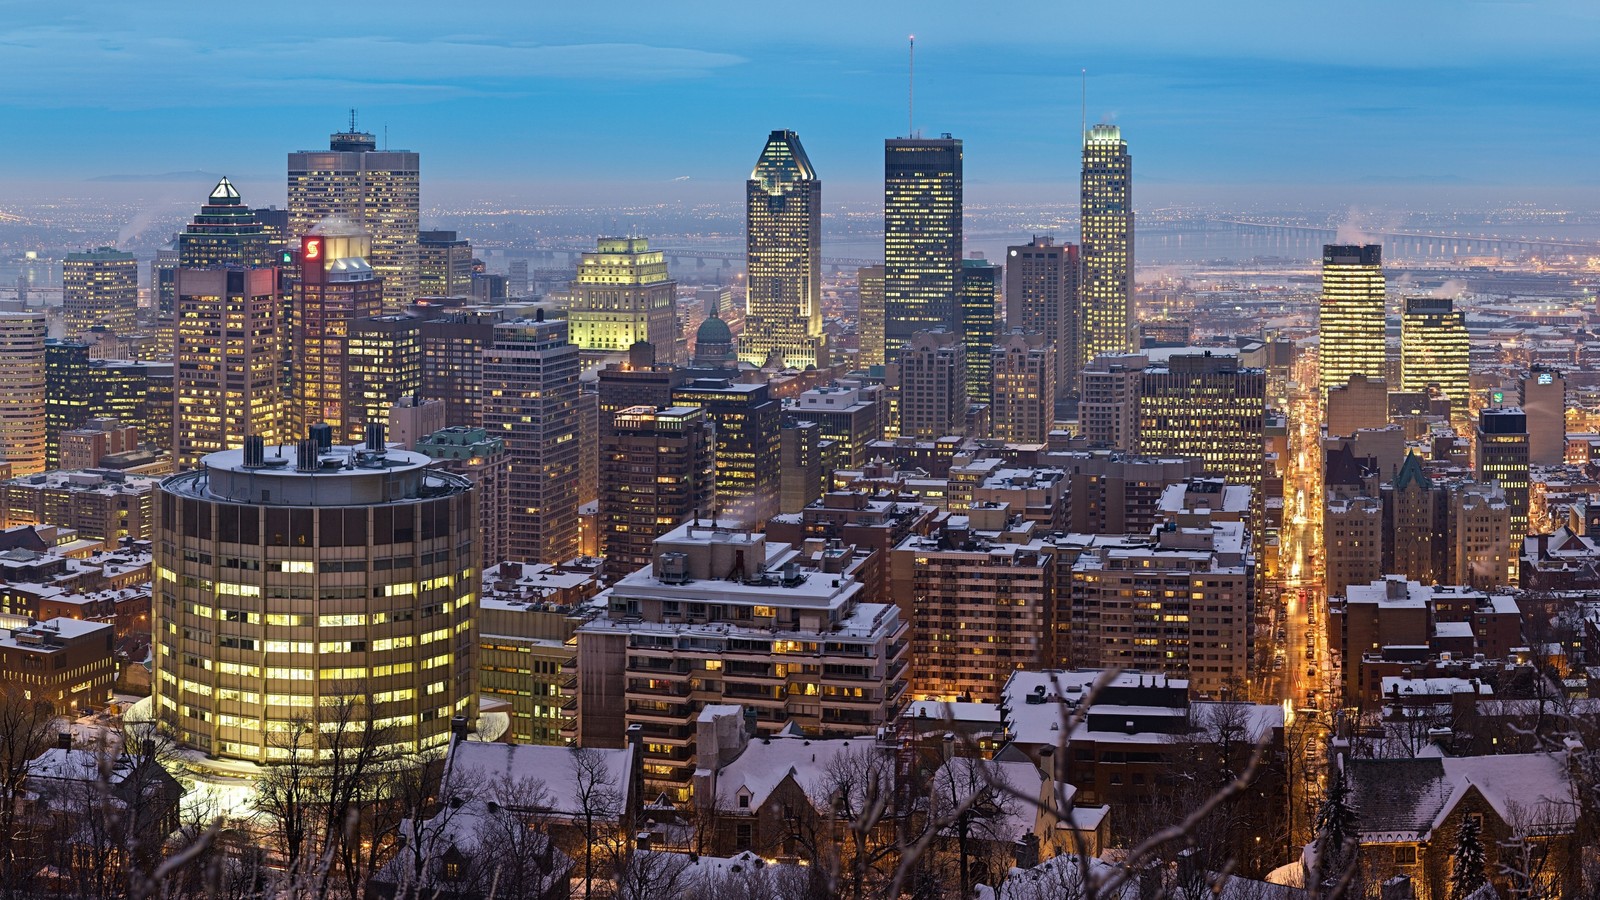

{"left": 1520, "top": 366, "right": 1566, "bottom": 467}
{"left": 897, "top": 329, "right": 967, "bottom": 440}
{"left": 153, "top": 435, "right": 479, "bottom": 763}
{"left": 63, "top": 248, "right": 138, "bottom": 340}
{"left": 293, "top": 225, "right": 384, "bottom": 441}
{"left": 1319, "top": 245, "right": 1387, "bottom": 394}
{"left": 883, "top": 136, "right": 962, "bottom": 364}
{"left": 173, "top": 268, "right": 285, "bottom": 468}
{"left": 959, "top": 257, "right": 1000, "bottom": 406}
{"left": 1136, "top": 352, "right": 1266, "bottom": 500}
{"left": 599, "top": 405, "right": 715, "bottom": 582}
{"left": 178, "top": 178, "right": 273, "bottom": 269}
{"left": 1476, "top": 407, "right": 1529, "bottom": 542}
{"left": 671, "top": 377, "right": 782, "bottom": 528}
{"left": 1005, "top": 236, "right": 1081, "bottom": 412}
{"left": 288, "top": 120, "right": 420, "bottom": 307}
{"left": 856, "top": 265, "right": 886, "bottom": 370}
{"left": 565, "top": 237, "right": 679, "bottom": 363}
{"left": 991, "top": 330, "right": 1057, "bottom": 444}
{"left": 483, "top": 316, "right": 581, "bottom": 564}
{"left": 742, "top": 130, "right": 826, "bottom": 369}
{"left": 1080, "top": 125, "right": 1133, "bottom": 365}
{"left": 418, "top": 230, "right": 474, "bottom": 297}
{"left": 0, "top": 312, "right": 46, "bottom": 476}
{"left": 349, "top": 315, "right": 423, "bottom": 437}
{"left": 1400, "top": 296, "right": 1469, "bottom": 423}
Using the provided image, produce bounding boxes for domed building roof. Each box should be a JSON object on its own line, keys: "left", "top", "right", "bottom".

{"left": 696, "top": 314, "right": 732, "bottom": 344}
{"left": 693, "top": 312, "right": 737, "bottom": 369}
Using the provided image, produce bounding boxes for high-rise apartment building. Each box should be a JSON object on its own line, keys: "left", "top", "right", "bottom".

{"left": 292, "top": 227, "right": 384, "bottom": 441}
{"left": 1079, "top": 353, "right": 1147, "bottom": 451}
{"left": 742, "top": 130, "right": 826, "bottom": 369}
{"left": 288, "top": 122, "right": 419, "bottom": 307}
{"left": 893, "top": 505, "right": 1054, "bottom": 701}
{"left": 856, "top": 265, "right": 886, "bottom": 369}
{"left": 173, "top": 268, "right": 285, "bottom": 468}
{"left": 991, "top": 330, "right": 1057, "bottom": 444}
{"left": 419, "top": 310, "right": 503, "bottom": 429}
{"left": 596, "top": 342, "right": 686, "bottom": 425}
{"left": 1476, "top": 407, "right": 1529, "bottom": 541}
{"left": 566, "top": 237, "right": 679, "bottom": 363}
{"left": 671, "top": 377, "right": 782, "bottom": 528}
{"left": 483, "top": 317, "right": 581, "bottom": 564}
{"left": 415, "top": 425, "right": 511, "bottom": 569}
{"left": 896, "top": 330, "right": 967, "bottom": 440}
{"left": 1520, "top": 366, "right": 1566, "bottom": 466}
{"left": 349, "top": 315, "right": 422, "bottom": 437}
{"left": 1080, "top": 125, "right": 1134, "bottom": 364}
{"left": 567, "top": 523, "right": 908, "bottom": 801}
{"left": 0, "top": 312, "right": 47, "bottom": 476}
{"left": 1005, "top": 237, "right": 1081, "bottom": 411}
{"left": 152, "top": 436, "right": 479, "bottom": 763}
{"left": 598, "top": 405, "right": 715, "bottom": 582}
{"left": 178, "top": 178, "right": 273, "bottom": 269}
{"left": 883, "top": 137, "right": 962, "bottom": 364}
{"left": 1070, "top": 517, "right": 1254, "bottom": 698}
{"left": 1319, "top": 244, "right": 1386, "bottom": 394}
{"left": 1136, "top": 352, "right": 1266, "bottom": 500}
{"left": 417, "top": 230, "right": 474, "bottom": 297}
{"left": 788, "top": 382, "right": 885, "bottom": 468}
{"left": 960, "top": 257, "right": 1000, "bottom": 405}
{"left": 63, "top": 248, "right": 138, "bottom": 340}
{"left": 1400, "top": 296, "right": 1468, "bottom": 424}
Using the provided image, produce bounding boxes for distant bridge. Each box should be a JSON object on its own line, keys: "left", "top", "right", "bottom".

{"left": 1208, "top": 218, "right": 1600, "bottom": 258}
{"left": 524, "top": 247, "right": 879, "bottom": 269}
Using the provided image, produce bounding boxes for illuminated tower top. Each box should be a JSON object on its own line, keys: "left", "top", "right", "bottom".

{"left": 179, "top": 177, "right": 273, "bottom": 269}
{"left": 743, "top": 130, "right": 825, "bottom": 369}
{"left": 1319, "top": 244, "right": 1386, "bottom": 395}
{"left": 883, "top": 136, "right": 963, "bottom": 364}
{"left": 1080, "top": 124, "right": 1133, "bottom": 368}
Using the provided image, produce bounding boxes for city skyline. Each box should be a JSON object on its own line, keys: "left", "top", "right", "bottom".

{"left": 6, "top": 2, "right": 1600, "bottom": 207}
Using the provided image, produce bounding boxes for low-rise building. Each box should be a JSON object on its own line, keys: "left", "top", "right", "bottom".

{"left": 0, "top": 470, "right": 156, "bottom": 548}
{"left": 0, "top": 617, "right": 115, "bottom": 715}
{"left": 479, "top": 562, "right": 603, "bottom": 744}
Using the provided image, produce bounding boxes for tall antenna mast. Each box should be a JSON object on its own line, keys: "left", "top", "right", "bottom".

{"left": 1080, "top": 68, "right": 1087, "bottom": 148}
{"left": 349, "top": 108, "right": 358, "bottom": 132}
{"left": 908, "top": 35, "right": 915, "bottom": 139}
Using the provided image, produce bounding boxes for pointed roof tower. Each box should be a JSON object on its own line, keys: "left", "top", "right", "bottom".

{"left": 209, "top": 176, "right": 242, "bottom": 204}
{"left": 750, "top": 130, "right": 816, "bottom": 193}
{"left": 1393, "top": 450, "right": 1432, "bottom": 492}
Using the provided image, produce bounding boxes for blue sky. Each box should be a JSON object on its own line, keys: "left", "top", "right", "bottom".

{"left": 5, "top": 1, "right": 1600, "bottom": 206}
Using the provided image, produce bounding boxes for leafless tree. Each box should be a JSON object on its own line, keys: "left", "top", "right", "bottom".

{"left": 0, "top": 683, "right": 60, "bottom": 899}
{"left": 928, "top": 756, "right": 1018, "bottom": 899}
{"left": 600, "top": 847, "right": 696, "bottom": 900}
{"left": 570, "top": 745, "right": 624, "bottom": 897}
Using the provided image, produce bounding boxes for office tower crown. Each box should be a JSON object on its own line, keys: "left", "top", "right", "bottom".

{"left": 751, "top": 129, "right": 816, "bottom": 191}
{"left": 208, "top": 176, "right": 242, "bottom": 204}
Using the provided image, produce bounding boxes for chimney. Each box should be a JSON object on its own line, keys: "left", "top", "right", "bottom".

{"left": 451, "top": 715, "right": 468, "bottom": 745}
{"left": 309, "top": 422, "right": 334, "bottom": 452}
{"left": 57, "top": 732, "right": 72, "bottom": 750}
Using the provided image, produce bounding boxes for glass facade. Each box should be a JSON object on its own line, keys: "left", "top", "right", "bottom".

{"left": 742, "top": 130, "right": 826, "bottom": 369}
{"left": 1080, "top": 125, "right": 1133, "bottom": 367}
{"left": 884, "top": 137, "right": 962, "bottom": 364}
{"left": 153, "top": 445, "right": 478, "bottom": 764}
{"left": 1319, "top": 244, "right": 1387, "bottom": 394}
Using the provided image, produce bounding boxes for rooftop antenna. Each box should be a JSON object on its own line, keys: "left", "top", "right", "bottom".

{"left": 1080, "top": 68, "right": 1087, "bottom": 148}
{"left": 349, "top": 108, "right": 358, "bottom": 133}
{"left": 907, "top": 35, "right": 915, "bottom": 139}
{"left": 384, "top": 124, "right": 389, "bottom": 150}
